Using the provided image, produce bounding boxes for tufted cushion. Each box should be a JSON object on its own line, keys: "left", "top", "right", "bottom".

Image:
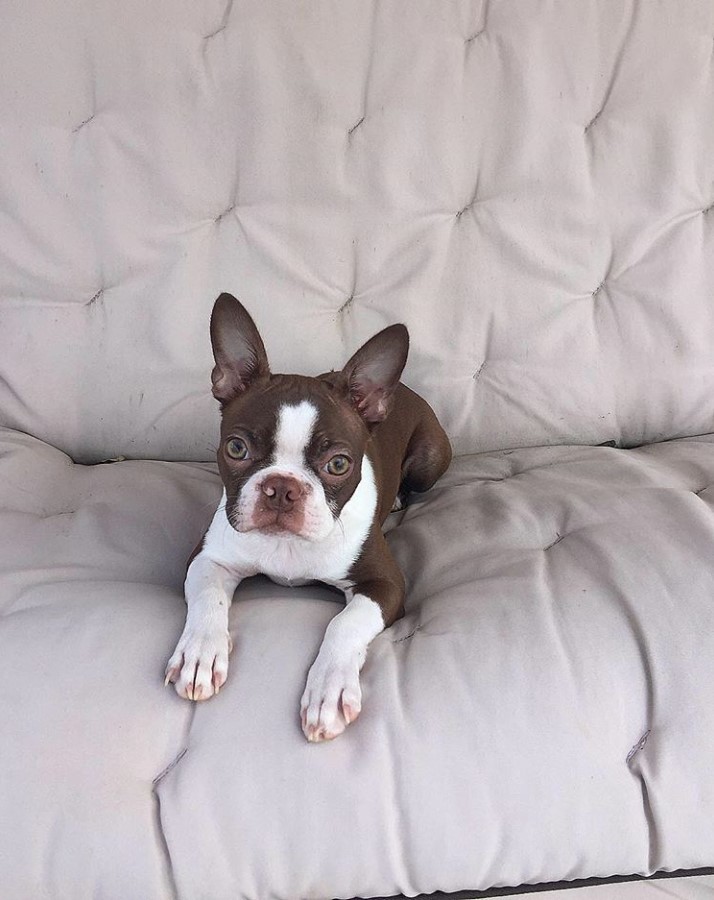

{"left": 2, "top": 425, "right": 713, "bottom": 898}
{"left": 1, "top": 1, "right": 714, "bottom": 463}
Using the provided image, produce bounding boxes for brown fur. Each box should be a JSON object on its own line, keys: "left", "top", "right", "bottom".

{"left": 199, "top": 293, "right": 452, "bottom": 628}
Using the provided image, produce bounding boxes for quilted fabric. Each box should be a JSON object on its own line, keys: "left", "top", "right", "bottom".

{"left": 1, "top": 1, "right": 714, "bottom": 463}
{"left": 2, "top": 426, "right": 713, "bottom": 899}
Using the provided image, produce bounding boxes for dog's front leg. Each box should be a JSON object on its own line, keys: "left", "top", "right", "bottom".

{"left": 165, "top": 553, "right": 241, "bottom": 701}
{"left": 300, "top": 565, "right": 404, "bottom": 743}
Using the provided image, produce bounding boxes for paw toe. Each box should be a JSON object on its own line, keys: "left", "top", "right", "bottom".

{"left": 300, "top": 647, "right": 365, "bottom": 742}
{"left": 166, "top": 628, "right": 231, "bottom": 701}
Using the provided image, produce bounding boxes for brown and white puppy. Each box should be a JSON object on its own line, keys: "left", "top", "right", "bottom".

{"left": 165, "top": 293, "right": 451, "bottom": 742}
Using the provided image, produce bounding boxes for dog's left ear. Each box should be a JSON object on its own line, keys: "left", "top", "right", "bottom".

{"left": 341, "top": 324, "right": 409, "bottom": 424}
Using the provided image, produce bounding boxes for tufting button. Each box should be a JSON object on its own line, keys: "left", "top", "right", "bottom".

{"left": 204, "top": 22, "right": 227, "bottom": 40}
{"left": 215, "top": 204, "right": 236, "bottom": 224}
{"left": 204, "top": 0, "right": 233, "bottom": 40}
{"left": 584, "top": 108, "right": 603, "bottom": 134}
{"left": 456, "top": 185, "right": 479, "bottom": 219}
{"left": 456, "top": 200, "right": 475, "bottom": 219}
{"left": 465, "top": 0, "right": 489, "bottom": 44}
{"left": 465, "top": 29, "right": 484, "bottom": 44}
{"left": 347, "top": 116, "right": 365, "bottom": 139}
{"left": 72, "top": 113, "right": 95, "bottom": 133}
{"left": 391, "top": 624, "right": 422, "bottom": 644}
{"left": 626, "top": 729, "right": 651, "bottom": 764}
{"left": 86, "top": 288, "right": 104, "bottom": 307}
{"left": 338, "top": 295, "right": 355, "bottom": 315}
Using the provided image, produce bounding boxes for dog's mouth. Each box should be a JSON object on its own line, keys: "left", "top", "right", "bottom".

{"left": 226, "top": 485, "right": 336, "bottom": 542}
{"left": 229, "top": 507, "right": 309, "bottom": 538}
{"left": 254, "top": 517, "right": 297, "bottom": 535}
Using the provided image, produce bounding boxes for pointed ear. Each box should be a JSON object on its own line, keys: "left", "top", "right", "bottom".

{"left": 342, "top": 323, "right": 409, "bottom": 424}
{"left": 210, "top": 293, "right": 270, "bottom": 404}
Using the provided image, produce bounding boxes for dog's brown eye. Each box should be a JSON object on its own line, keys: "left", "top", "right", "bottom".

{"left": 226, "top": 438, "right": 248, "bottom": 460}
{"left": 325, "top": 454, "right": 351, "bottom": 476}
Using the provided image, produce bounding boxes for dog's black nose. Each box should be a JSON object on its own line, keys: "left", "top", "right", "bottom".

{"left": 260, "top": 475, "right": 304, "bottom": 511}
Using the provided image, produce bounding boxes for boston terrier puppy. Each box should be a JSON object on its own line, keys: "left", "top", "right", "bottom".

{"left": 165, "top": 293, "right": 451, "bottom": 742}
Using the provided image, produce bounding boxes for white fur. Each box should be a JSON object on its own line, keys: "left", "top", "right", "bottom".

{"left": 300, "top": 592, "right": 384, "bottom": 742}
{"left": 233, "top": 401, "right": 335, "bottom": 541}
{"left": 274, "top": 401, "right": 318, "bottom": 462}
{"left": 201, "top": 454, "right": 378, "bottom": 585}
{"left": 166, "top": 406, "right": 386, "bottom": 737}
{"left": 164, "top": 554, "right": 238, "bottom": 700}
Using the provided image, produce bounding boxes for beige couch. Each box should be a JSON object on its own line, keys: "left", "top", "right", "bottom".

{"left": 1, "top": 2, "right": 713, "bottom": 898}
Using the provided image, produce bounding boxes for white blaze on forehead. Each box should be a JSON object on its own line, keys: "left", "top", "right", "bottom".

{"left": 273, "top": 401, "right": 319, "bottom": 468}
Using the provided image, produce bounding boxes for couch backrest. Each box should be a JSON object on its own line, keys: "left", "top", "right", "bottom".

{"left": 1, "top": 1, "right": 712, "bottom": 463}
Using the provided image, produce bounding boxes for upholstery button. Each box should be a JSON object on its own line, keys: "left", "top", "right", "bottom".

{"left": 584, "top": 108, "right": 603, "bottom": 133}
{"left": 472, "top": 362, "right": 486, "bottom": 382}
{"left": 338, "top": 295, "right": 355, "bottom": 315}
{"left": 544, "top": 533, "right": 565, "bottom": 551}
{"left": 347, "top": 116, "right": 365, "bottom": 139}
{"left": 456, "top": 187, "right": 479, "bottom": 219}
{"left": 215, "top": 204, "right": 236, "bottom": 224}
{"left": 204, "top": 0, "right": 233, "bottom": 40}
{"left": 72, "top": 114, "right": 95, "bottom": 133}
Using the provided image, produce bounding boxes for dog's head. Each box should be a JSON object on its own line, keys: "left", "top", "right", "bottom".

{"left": 210, "top": 293, "right": 409, "bottom": 541}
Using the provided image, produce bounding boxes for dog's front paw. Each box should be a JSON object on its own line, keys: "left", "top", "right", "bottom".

{"left": 300, "top": 652, "right": 362, "bottom": 742}
{"left": 165, "top": 626, "right": 233, "bottom": 701}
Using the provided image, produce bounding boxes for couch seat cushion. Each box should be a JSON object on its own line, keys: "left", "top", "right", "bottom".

{"left": 1, "top": 427, "right": 713, "bottom": 899}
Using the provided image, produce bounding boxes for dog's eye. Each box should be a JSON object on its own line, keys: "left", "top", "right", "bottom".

{"left": 325, "top": 454, "right": 351, "bottom": 476}
{"left": 226, "top": 438, "right": 249, "bottom": 460}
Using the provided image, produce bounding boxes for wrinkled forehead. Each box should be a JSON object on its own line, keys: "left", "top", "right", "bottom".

{"left": 220, "top": 376, "right": 367, "bottom": 457}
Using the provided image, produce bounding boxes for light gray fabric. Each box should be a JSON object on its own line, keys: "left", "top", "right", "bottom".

{"left": 2, "top": 1, "right": 713, "bottom": 897}
{"left": 541, "top": 875, "right": 714, "bottom": 900}
{"left": 1, "top": 1, "right": 714, "bottom": 462}
{"left": 2, "top": 426, "right": 713, "bottom": 899}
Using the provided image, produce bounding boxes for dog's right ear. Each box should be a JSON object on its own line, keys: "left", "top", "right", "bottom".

{"left": 210, "top": 293, "right": 270, "bottom": 404}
